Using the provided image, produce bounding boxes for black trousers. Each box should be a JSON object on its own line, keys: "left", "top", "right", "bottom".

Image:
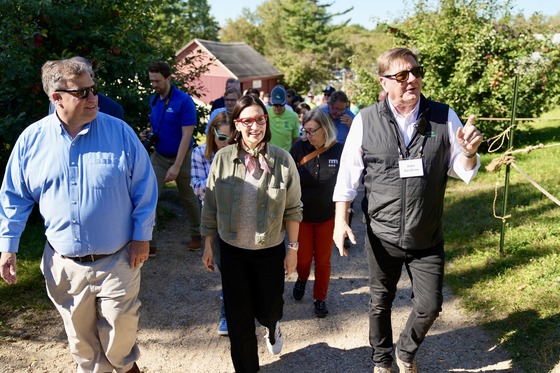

{"left": 365, "top": 224, "right": 444, "bottom": 367}
{"left": 220, "top": 239, "right": 285, "bottom": 373}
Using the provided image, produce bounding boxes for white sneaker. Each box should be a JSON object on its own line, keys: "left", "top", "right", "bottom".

{"left": 265, "top": 322, "right": 283, "bottom": 355}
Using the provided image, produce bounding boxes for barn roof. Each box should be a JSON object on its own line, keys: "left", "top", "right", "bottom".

{"left": 179, "top": 39, "right": 282, "bottom": 80}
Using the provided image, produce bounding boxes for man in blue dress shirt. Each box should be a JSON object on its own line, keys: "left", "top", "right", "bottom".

{"left": 0, "top": 58, "right": 157, "bottom": 373}
{"left": 48, "top": 56, "right": 125, "bottom": 120}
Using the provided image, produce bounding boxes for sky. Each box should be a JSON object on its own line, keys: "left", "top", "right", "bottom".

{"left": 206, "top": 0, "right": 560, "bottom": 30}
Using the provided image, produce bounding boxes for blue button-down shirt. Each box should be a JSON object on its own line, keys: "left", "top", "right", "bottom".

{"left": 0, "top": 112, "right": 157, "bottom": 256}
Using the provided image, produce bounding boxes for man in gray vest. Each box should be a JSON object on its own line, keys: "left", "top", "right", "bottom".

{"left": 332, "top": 48, "right": 482, "bottom": 373}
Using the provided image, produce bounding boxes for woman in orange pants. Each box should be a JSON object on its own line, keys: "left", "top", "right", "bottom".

{"left": 289, "top": 108, "right": 343, "bottom": 318}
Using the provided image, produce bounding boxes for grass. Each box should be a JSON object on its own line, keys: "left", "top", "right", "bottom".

{"left": 0, "top": 209, "right": 51, "bottom": 341}
{"left": 1, "top": 109, "right": 559, "bottom": 371}
{"left": 444, "top": 107, "right": 560, "bottom": 372}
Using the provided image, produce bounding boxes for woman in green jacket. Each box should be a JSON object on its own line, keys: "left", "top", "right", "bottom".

{"left": 201, "top": 95, "right": 302, "bottom": 373}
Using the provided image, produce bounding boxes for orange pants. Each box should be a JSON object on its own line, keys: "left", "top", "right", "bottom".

{"left": 296, "top": 218, "right": 335, "bottom": 301}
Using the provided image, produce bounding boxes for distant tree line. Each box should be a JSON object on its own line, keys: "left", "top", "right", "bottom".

{"left": 222, "top": 0, "right": 560, "bottom": 141}
{"left": 0, "top": 0, "right": 218, "bottom": 171}
{"left": 1, "top": 0, "right": 559, "bottom": 172}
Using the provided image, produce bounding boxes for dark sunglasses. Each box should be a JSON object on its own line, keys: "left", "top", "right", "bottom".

{"left": 382, "top": 66, "right": 424, "bottom": 83}
{"left": 56, "top": 85, "right": 98, "bottom": 99}
{"left": 214, "top": 127, "right": 230, "bottom": 142}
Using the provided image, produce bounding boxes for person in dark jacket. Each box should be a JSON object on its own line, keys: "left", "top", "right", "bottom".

{"left": 210, "top": 78, "right": 240, "bottom": 112}
{"left": 332, "top": 48, "right": 483, "bottom": 373}
{"left": 289, "top": 109, "right": 343, "bottom": 318}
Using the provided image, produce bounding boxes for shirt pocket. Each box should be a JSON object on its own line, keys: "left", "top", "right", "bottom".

{"left": 84, "top": 153, "right": 120, "bottom": 189}
{"left": 265, "top": 185, "right": 287, "bottom": 231}
{"left": 215, "top": 178, "right": 238, "bottom": 229}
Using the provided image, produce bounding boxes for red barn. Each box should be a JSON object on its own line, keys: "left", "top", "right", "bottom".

{"left": 176, "top": 39, "right": 283, "bottom": 105}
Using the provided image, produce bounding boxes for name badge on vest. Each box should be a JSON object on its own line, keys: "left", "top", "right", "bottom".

{"left": 399, "top": 158, "right": 424, "bottom": 178}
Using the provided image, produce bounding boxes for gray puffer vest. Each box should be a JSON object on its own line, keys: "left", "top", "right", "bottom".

{"left": 360, "top": 95, "right": 450, "bottom": 250}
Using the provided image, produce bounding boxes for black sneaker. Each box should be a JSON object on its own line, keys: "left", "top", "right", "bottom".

{"left": 314, "top": 300, "right": 329, "bottom": 318}
{"left": 293, "top": 278, "right": 306, "bottom": 301}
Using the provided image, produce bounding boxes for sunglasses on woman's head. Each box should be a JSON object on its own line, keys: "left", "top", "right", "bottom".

{"left": 214, "top": 127, "right": 230, "bottom": 142}
{"left": 382, "top": 66, "right": 424, "bottom": 83}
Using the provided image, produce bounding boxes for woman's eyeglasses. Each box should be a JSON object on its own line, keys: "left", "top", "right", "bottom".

{"left": 382, "top": 66, "right": 424, "bottom": 83}
{"left": 214, "top": 127, "right": 230, "bottom": 142}
{"left": 302, "top": 127, "right": 322, "bottom": 136}
{"left": 55, "top": 85, "right": 98, "bottom": 99}
{"left": 235, "top": 114, "right": 268, "bottom": 127}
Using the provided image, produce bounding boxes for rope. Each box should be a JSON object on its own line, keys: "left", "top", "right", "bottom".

{"left": 485, "top": 143, "right": 560, "bottom": 172}
{"left": 486, "top": 125, "right": 513, "bottom": 154}
{"left": 507, "top": 143, "right": 560, "bottom": 155}
{"left": 510, "top": 163, "right": 560, "bottom": 207}
{"left": 486, "top": 125, "right": 560, "bottom": 221}
{"left": 492, "top": 179, "right": 511, "bottom": 222}
{"left": 462, "top": 117, "right": 560, "bottom": 122}
{"left": 490, "top": 160, "right": 560, "bottom": 223}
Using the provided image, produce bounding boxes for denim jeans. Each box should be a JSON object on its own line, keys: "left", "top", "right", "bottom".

{"left": 365, "top": 224, "right": 444, "bottom": 367}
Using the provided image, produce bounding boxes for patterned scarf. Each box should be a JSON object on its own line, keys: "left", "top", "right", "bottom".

{"left": 242, "top": 141, "right": 270, "bottom": 176}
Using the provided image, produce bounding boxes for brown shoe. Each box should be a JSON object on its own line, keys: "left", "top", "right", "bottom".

{"left": 396, "top": 349, "right": 418, "bottom": 373}
{"left": 188, "top": 235, "right": 202, "bottom": 251}
{"left": 149, "top": 246, "right": 157, "bottom": 257}
{"left": 373, "top": 367, "right": 392, "bottom": 373}
{"left": 126, "top": 362, "right": 141, "bottom": 373}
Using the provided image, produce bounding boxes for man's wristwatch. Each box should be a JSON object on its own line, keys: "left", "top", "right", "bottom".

{"left": 288, "top": 242, "right": 299, "bottom": 251}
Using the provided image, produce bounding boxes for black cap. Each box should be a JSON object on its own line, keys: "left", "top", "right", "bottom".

{"left": 323, "top": 85, "right": 336, "bottom": 95}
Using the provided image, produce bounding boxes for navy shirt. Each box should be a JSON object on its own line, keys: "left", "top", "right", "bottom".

{"left": 290, "top": 139, "right": 343, "bottom": 222}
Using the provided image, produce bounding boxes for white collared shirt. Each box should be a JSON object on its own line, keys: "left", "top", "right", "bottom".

{"left": 332, "top": 98, "right": 480, "bottom": 202}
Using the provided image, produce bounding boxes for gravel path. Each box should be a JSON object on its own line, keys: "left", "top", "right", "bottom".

{"left": 0, "top": 188, "right": 522, "bottom": 373}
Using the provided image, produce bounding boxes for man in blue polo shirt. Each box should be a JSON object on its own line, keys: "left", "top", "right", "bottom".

{"left": 145, "top": 61, "right": 201, "bottom": 255}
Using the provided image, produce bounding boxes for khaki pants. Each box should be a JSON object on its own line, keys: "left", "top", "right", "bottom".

{"left": 41, "top": 243, "right": 141, "bottom": 373}
{"left": 150, "top": 149, "right": 201, "bottom": 245}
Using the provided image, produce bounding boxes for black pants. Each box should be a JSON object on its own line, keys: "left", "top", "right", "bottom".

{"left": 365, "top": 225, "right": 444, "bottom": 367}
{"left": 220, "top": 239, "right": 285, "bottom": 373}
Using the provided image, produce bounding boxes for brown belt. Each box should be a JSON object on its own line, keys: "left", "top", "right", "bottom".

{"left": 48, "top": 242, "right": 113, "bottom": 263}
